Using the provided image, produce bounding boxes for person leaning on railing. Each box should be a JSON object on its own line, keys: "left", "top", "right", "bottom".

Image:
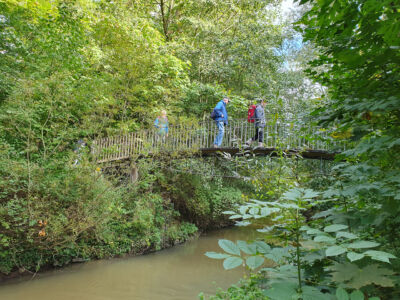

{"left": 73, "top": 139, "right": 86, "bottom": 165}
{"left": 246, "top": 98, "right": 266, "bottom": 147}
{"left": 154, "top": 110, "right": 169, "bottom": 140}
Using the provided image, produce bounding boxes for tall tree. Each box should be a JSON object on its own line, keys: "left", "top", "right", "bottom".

{"left": 297, "top": 0, "right": 400, "bottom": 241}
{"left": 135, "top": 0, "right": 285, "bottom": 101}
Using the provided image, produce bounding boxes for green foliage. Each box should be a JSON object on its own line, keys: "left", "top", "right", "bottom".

{"left": 200, "top": 276, "right": 268, "bottom": 300}
{"left": 328, "top": 263, "right": 395, "bottom": 290}
{"left": 0, "top": 157, "right": 126, "bottom": 272}
{"left": 336, "top": 288, "right": 381, "bottom": 300}
{"left": 0, "top": 155, "right": 206, "bottom": 274}
{"left": 264, "top": 282, "right": 330, "bottom": 300}
{"left": 163, "top": 160, "right": 247, "bottom": 229}
{"left": 295, "top": 0, "right": 400, "bottom": 257}
{"left": 179, "top": 82, "right": 227, "bottom": 118}
{"left": 0, "top": 0, "right": 189, "bottom": 152}
{"left": 145, "top": 0, "right": 284, "bottom": 95}
{"left": 206, "top": 240, "right": 271, "bottom": 270}
{"left": 207, "top": 185, "right": 398, "bottom": 299}
{"left": 204, "top": 0, "right": 400, "bottom": 298}
{"left": 300, "top": 224, "right": 396, "bottom": 264}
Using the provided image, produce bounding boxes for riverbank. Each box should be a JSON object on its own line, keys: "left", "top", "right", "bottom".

{"left": 0, "top": 228, "right": 201, "bottom": 283}
{"left": 0, "top": 159, "right": 251, "bottom": 280}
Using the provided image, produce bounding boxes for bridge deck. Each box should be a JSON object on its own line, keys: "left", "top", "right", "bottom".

{"left": 200, "top": 147, "right": 336, "bottom": 160}
{"left": 95, "top": 147, "right": 337, "bottom": 163}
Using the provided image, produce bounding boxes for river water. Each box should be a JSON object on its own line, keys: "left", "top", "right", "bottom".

{"left": 0, "top": 226, "right": 262, "bottom": 300}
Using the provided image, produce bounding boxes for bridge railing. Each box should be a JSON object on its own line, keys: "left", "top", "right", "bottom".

{"left": 92, "top": 119, "right": 345, "bottom": 163}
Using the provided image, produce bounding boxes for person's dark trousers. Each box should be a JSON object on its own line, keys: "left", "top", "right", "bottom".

{"left": 252, "top": 127, "right": 264, "bottom": 143}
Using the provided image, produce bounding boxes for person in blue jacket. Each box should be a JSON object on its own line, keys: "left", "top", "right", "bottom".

{"left": 213, "top": 97, "right": 230, "bottom": 148}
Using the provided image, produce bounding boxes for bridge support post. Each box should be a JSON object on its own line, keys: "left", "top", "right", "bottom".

{"left": 130, "top": 162, "right": 139, "bottom": 183}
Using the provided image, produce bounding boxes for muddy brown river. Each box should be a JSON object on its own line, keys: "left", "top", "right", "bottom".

{"left": 0, "top": 226, "right": 263, "bottom": 300}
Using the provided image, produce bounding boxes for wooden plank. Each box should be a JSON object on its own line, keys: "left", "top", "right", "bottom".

{"left": 121, "top": 134, "right": 125, "bottom": 159}
{"left": 108, "top": 136, "right": 111, "bottom": 161}
{"left": 117, "top": 135, "right": 121, "bottom": 160}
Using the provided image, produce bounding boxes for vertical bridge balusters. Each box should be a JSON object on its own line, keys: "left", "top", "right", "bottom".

{"left": 92, "top": 118, "right": 342, "bottom": 163}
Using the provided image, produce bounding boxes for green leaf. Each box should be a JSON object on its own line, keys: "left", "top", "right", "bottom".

{"left": 258, "top": 225, "right": 275, "bottom": 233}
{"left": 245, "top": 256, "right": 264, "bottom": 269}
{"left": 347, "top": 241, "right": 380, "bottom": 249}
{"left": 272, "top": 215, "right": 284, "bottom": 221}
{"left": 324, "top": 224, "right": 348, "bottom": 232}
{"left": 237, "top": 240, "right": 257, "bottom": 255}
{"left": 350, "top": 290, "right": 364, "bottom": 300}
{"left": 364, "top": 250, "right": 396, "bottom": 263}
{"left": 222, "top": 211, "right": 236, "bottom": 215}
{"left": 264, "top": 247, "right": 290, "bottom": 263}
{"left": 328, "top": 262, "right": 360, "bottom": 283}
{"left": 314, "top": 235, "right": 336, "bottom": 243}
{"left": 307, "top": 228, "right": 323, "bottom": 235}
{"left": 283, "top": 189, "right": 302, "bottom": 201}
{"left": 276, "top": 202, "right": 302, "bottom": 209}
{"left": 218, "top": 239, "right": 240, "bottom": 255}
{"left": 303, "top": 251, "right": 325, "bottom": 263}
{"left": 254, "top": 241, "right": 271, "bottom": 253}
{"left": 303, "top": 189, "right": 319, "bottom": 199}
{"left": 263, "top": 282, "right": 331, "bottom": 300}
{"left": 336, "top": 231, "right": 358, "bottom": 240}
{"left": 239, "top": 206, "right": 248, "bottom": 215}
{"left": 312, "top": 209, "right": 333, "bottom": 219}
{"left": 205, "top": 252, "right": 231, "bottom": 259}
{"left": 242, "top": 214, "right": 253, "bottom": 219}
{"left": 301, "top": 240, "right": 323, "bottom": 250}
{"left": 263, "top": 282, "right": 297, "bottom": 299}
{"left": 223, "top": 256, "right": 243, "bottom": 270}
{"left": 260, "top": 207, "right": 272, "bottom": 217}
{"left": 229, "top": 214, "right": 242, "bottom": 219}
{"left": 300, "top": 225, "right": 311, "bottom": 231}
{"left": 301, "top": 285, "right": 331, "bottom": 300}
{"left": 249, "top": 207, "right": 259, "bottom": 215}
{"left": 235, "top": 221, "right": 251, "bottom": 227}
{"left": 347, "top": 252, "right": 364, "bottom": 262}
{"left": 326, "top": 245, "right": 347, "bottom": 256}
{"left": 328, "top": 262, "right": 395, "bottom": 289}
{"left": 336, "top": 287, "right": 349, "bottom": 300}
{"left": 242, "top": 214, "right": 253, "bottom": 220}
{"left": 261, "top": 264, "right": 299, "bottom": 283}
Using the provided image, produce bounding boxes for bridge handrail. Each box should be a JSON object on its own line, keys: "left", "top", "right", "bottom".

{"left": 92, "top": 119, "right": 345, "bottom": 163}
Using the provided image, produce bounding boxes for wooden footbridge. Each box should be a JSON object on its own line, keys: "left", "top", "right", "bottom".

{"left": 92, "top": 119, "right": 344, "bottom": 163}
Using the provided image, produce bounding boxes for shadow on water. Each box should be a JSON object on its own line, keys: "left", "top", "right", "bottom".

{"left": 0, "top": 226, "right": 267, "bottom": 300}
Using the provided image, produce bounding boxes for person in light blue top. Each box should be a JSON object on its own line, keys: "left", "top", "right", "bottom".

{"left": 154, "top": 110, "right": 169, "bottom": 138}
{"left": 212, "top": 97, "right": 230, "bottom": 148}
{"left": 73, "top": 139, "right": 86, "bottom": 165}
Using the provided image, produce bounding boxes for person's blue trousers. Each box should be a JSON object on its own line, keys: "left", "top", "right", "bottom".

{"left": 213, "top": 121, "right": 225, "bottom": 147}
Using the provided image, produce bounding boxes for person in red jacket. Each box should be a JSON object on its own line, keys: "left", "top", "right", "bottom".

{"left": 246, "top": 98, "right": 266, "bottom": 147}
{"left": 247, "top": 102, "right": 257, "bottom": 123}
